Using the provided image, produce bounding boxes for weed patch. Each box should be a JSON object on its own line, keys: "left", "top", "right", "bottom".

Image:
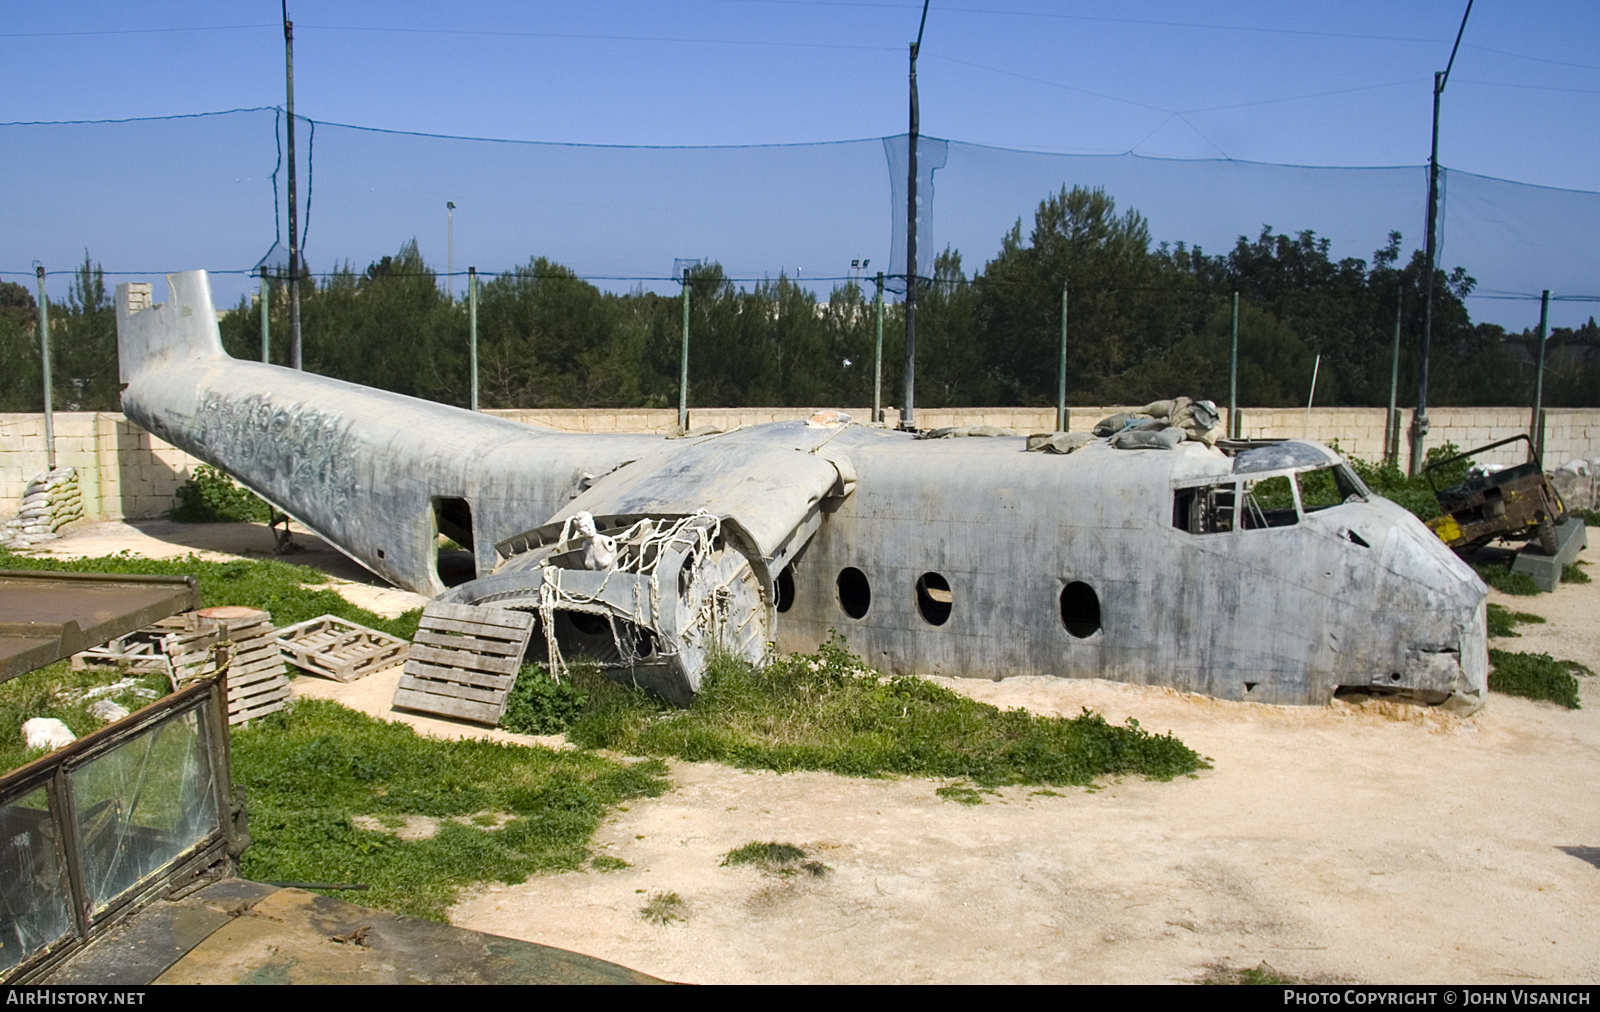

{"left": 1201, "top": 961, "right": 1307, "bottom": 985}
{"left": 639, "top": 891, "right": 685, "bottom": 926}
{"left": 591, "top": 855, "right": 630, "bottom": 872}
{"left": 500, "top": 664, "right": 591, "bottom": 735}
{"left": 722, "top": 841, "right": 805, "bottom": 868}
{"left": 1488, "top": 650, "right": 1587, "bottom": 709}
{"left": 935, "top": 783, "right": 996, "bottom": 806}
{"left": 0, "top": 548, "right": 420, "bottom": 641}
{"left": 1562, "top": 562, "right": 1590, "bottom": 585}
{"left": 565, "top": 634, "right": 1209, "bottom": 790}
{"left": 1486, "top": 603, "right": 1546, "bottom": 638}
{"left": 1473, "top": 561, "right": 1543, "bottom": 596}
{"left": 230, "top": 699, "right": 669, "bottom": 921}
{"left": 720, "top": 841, "right": 829, "bottom": 878}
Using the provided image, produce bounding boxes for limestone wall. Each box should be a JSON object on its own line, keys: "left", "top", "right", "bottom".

{"left": 0, "top": 412, "right": 206, "bottom": 522}
{"left": 3, "top": 407, "right": 1597, "bottom": 523}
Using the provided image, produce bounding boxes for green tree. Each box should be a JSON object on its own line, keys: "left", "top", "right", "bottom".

{"left": 913, "top": 248, "right": 995, "bottom": 406}
{"left": 1141, "top": 297, "right": 1316, "bottom": 407}
{"left": 48, "top": 253, "right": 119, "bottom": 411}
{"left": 301, "top": 241, "right": 463, "bottom": 403}
{"left": 476, "top": 258, "right": 637, "bottom": 408}
{"left": 979, "top": 186, "right": 1181, "bottom": 404}
{"left": 0, "top": 281, "right": 41, "bottom": 411}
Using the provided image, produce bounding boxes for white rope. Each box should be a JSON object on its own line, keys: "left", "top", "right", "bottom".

{"left": 535, "top": 510, "right": 724, "bottom": 682}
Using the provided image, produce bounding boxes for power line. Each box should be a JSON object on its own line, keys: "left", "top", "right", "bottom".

{"left": 301, "top": 23, "right": 898, "bottom": 52}
{"left": 0, "top": 25, "right": 275, "bottom": 38}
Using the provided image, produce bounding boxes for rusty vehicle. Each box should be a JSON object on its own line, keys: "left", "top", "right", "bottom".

{"left": 111, "top": 272, "right": 1489, "bottom": 712}
{"left": 1424, "top": 435, "right": 1568, "bottom": 555}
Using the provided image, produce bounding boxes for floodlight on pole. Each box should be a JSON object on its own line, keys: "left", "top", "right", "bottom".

{"left": 282, "top": 0, "right": 301, "bottom": 370}
{"left": 447, "top": 201, "right": 456, "bottom": 301}
{"left": 1410, "top": 0, "right": 1475, "bottom": 476}
{"left": 901, "top": 0, "right": 931, "bottom": 431}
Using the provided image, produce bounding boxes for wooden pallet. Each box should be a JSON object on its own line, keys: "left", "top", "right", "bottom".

{"left": 275, "top": 614, "right": 409, "bottom": 682}
{"left": 70, "top": 630, "right": 170, "bottom": 672}
{"left": 70, "top": 608, "right": 287, "bottom": 725}
{"left": 391, "top": 601, "right": 535, "bottom": 726}
{"left": 185, "top": 607, "right": 290, "bottom": 726}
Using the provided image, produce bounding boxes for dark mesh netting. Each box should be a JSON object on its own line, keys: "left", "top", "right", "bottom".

{"left": 3, "top": 109, "right": 1595, "bottom": 326}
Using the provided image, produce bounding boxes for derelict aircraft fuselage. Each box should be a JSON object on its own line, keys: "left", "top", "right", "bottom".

{"left": 115, "top": 273, "right": 1488, "bottom": 710}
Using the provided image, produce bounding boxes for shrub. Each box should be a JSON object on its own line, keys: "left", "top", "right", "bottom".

{"left": 169, "top": 465, "right": 272, "bottom": 524}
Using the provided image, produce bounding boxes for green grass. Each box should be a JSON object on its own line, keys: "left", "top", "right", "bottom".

{"left": 1488, "top": 649, "right": 1589, "bottom": 709}
{"left": 1473, "top": 561, "right": 1543, "bottom": 596}
{"left": 231, "top": 698, "right": 669, "bottom": 921}
{"left": 0, "top": 660, "right": 171, "bottom": 773}
{"left": 935, "top": 782, "right": 997, "bottom": 806}
{"left": 0, "top": 548, "right": 420, "bottom": 641}
{"left": 1201, "top": 961, "right": 1307, "bottom": 985}
{"left": 562, "top": 634, "right": 1210, "bottom": 790}
{"left": 1471, "top": 559, "right": 1589, "bottom": 596}
{"left": 1572, "top": 508, "right": 1600, "bottom": 527}
{"left": 638, "top": 891, "right": 685, "bottom": 926}
{"left": 1486, "top": 603, "right": 1547, "bottom": 638}
{"left": 719, "top": 841, "right": 831, "bottom": 881}
{"left": 721, "top": 841, "right": 807, "bottom": 869}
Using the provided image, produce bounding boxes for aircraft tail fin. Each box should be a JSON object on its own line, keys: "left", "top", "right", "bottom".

{"left": 117, "top": 271, "right": 226, "bottom": 384}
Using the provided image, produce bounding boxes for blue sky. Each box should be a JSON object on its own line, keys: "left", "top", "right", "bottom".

{"left": 4, "top": 2, "right": 1597, "bottom": 326}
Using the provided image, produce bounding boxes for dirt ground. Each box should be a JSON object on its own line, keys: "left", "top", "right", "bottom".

{"left": 27, "top": 520, "right": 1600, "bottom": 985}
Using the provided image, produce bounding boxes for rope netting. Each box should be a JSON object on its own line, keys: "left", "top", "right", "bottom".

{"left": 2, "top": 108, "right": 1596, "bottom": 327}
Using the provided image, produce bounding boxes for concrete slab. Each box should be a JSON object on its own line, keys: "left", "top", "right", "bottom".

{"left": 49, "top": 879, "right": 668, "bottom": 986}
{"left": 1511, "top": 518, "right": 1589, "bottom": 591}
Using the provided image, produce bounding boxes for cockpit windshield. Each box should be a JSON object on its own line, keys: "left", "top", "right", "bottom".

{"left": 1296, "top": 463, "right": 1369, "bottom": 512}
{"left": 1174, "top": 463, "right": 1367, "bottom": 534}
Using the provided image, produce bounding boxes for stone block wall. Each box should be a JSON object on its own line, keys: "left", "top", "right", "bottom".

{"left": 3, "top": 407, "right": 1597, "bottom": 523}
{"left": 1, "top": 412, "right": 205, "bottom": 522}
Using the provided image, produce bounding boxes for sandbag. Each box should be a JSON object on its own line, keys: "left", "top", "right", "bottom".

{"left": 1111, "top": 427, "right": 1185, "bottom": 450}
{"left": 916, "top": 425, "right": 1019, "bottom": 439}
{"left": 1025, "top": 431, "right": 1094, "bottom": 454}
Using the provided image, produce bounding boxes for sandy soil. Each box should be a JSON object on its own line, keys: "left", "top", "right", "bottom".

{"left": 28, "top": 520, "right": 1600, "bottom": 984}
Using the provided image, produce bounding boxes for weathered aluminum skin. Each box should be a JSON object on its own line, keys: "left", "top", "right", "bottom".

{"left": 116, "top": 273, "right": 1488, "bottom": 709}
{"left": 117, "top": 273, "right": 666, "bottom": 596}
{"left": 773, "top": 430, "right": 1486, "bottom": 706}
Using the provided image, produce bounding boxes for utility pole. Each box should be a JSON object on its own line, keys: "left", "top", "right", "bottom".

{"left": 901, "top": 0, "right": 930, "bottom": 431}
{"left": 1411, "top": 0, "right": 1474, "bottom": 475}
{"left": 679, "top": 268, "right": 691, "bottom": 433}
{"left": 1229, "top": 292, "right": 1240, "bottom": 439}
{"left": 1056, "top": 285, "right": 1069, "bottom": 432}
{"left": 873, "top": 271, "right": 884, "bottom": 424}
{"left": 1531, "top": 289, "right": 1549, "bottom": 461}
{"left": 447, "top": 201, "right": 456, "bottom": 301}
{"left": 469, "top": 266, "right": 479, "bottom": 412}
{"left": 283, "top": 1, "right": 302, "bottom": 370}
{"left": 260, "top": 265, "right": 271, "bottom": 363}
{"left": 35, "top": 265, "right": 55, "bottom": 470}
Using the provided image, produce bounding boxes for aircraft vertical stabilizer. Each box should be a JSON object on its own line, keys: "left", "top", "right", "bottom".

{"left": 117, "top": 272, "right": 225, "bottom": 384}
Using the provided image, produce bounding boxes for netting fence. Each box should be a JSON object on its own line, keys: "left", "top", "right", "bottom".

{"left": 2, "top": 107, "right": 1597, "bottom": 329}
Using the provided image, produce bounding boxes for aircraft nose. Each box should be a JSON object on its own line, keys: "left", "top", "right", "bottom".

{"left": 1381, "top": 515, "right": 1488, "bottom": 710}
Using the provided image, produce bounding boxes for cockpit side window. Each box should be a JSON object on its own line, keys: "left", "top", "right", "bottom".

{"left": 1240, "top": 475, "right": 1299, "bottom": 529}
{"left": 1173, "top": 482, "right": 1237, "bottom": 534}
